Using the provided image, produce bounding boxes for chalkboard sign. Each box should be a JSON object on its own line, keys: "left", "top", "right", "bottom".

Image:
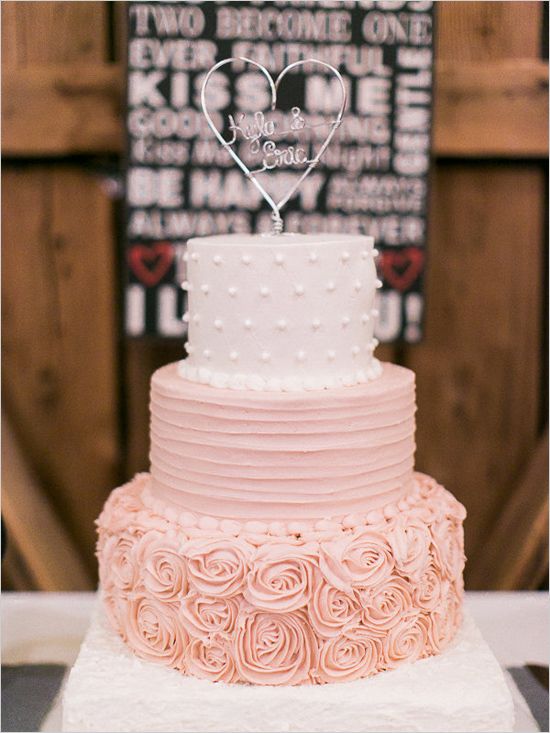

{"left": 125, "top": 1, "right": 434, "bottom": 342}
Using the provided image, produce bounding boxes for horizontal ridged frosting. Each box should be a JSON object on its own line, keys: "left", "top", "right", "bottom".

{"left": 149, "top": 362, "right": 416, "bottom": 521}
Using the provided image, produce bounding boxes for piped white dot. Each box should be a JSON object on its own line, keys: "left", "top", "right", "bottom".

{"left": 181, "top": 280, "right": 189, "bottom": 290}
{"left": 203, "top": 349, "right": 211, "bottom": 360}
{"left": 213, "top": 254, "right": 222, "bottom": 265}
{"left": 371, "top": 308, "right": 380, "bottom": 318}
{"left": 296, "top": 350, "right": 306, "bottom": 363}
{"left": 200, "top": 284, "right": 209, "bottom": 294}
{"left": 342, "top": 316, "right": 350, "bottom": 327}
{"left": 184, "top": 342, "right": 194, "bottom": 354}
{"left": 372, "top": 248, "right": 380, "bottom": 257}
{"left": 360, "top": 250, "right": 369, "bottom": 260}
{"left": 294, "top": 284, "right": 305, "bottom": 296}
{"left": 193, "top": 313, "right": 200, "bottom": 324}
{"left": 341, "top": 251, "right": 350, "bottom": 263}
{"left": 228, "top": 286, "right": 237, "bottom": 297}
{"left": 241, "top": 254, "right": 252, "bottom": 265}
{"left": 276, "top": 319, "right": 287, "bottom": 331}
{"left": 259, "top": 286, "right": 270, "bottom": 297}
{"left": 326, "top": 281, "right": 336, "bottom": 292}
{"left": 261, "top": 351, "right": 271, "bottom": 363}
{"left": 308, "top": 252, "right": 318, "bottom": 263}
{"left": 327, "top": 350, "right": 336, "bottom": 361}
{"left": 351, "top": 345, "right": 360, "bottom": 357}
{"left": 312, "top": 318, "right": 321, "bottom": 330}
{"left": 274, "top": 253, "right": 284, "bottom": 265}
{"left": 243, "top": 319, "right": 253, "bottom": 330}
{"left": 354, "top": 280, "right": 362, "bottom": 291}
{"left": 191, "top": 252, "right": 199, "bottom": 262}
{"left": 182, "top": 312, "right": 190, "bottom": 323}
{"left": 229, "top": 351, "right": 239, "bottom": 362}
{"left": 375, "top": 278, "right": 383, "bottom": 288}
{"left": 214, "top": 319, "right": 223, "bottom": 330}
{"left": 361, "top": 313, "right": 370, "bottom": 324}
{"left": 182, "top": 252, "right": 189, "bottom": 263}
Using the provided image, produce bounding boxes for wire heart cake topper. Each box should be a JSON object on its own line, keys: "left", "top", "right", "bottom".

{"left": 200, "top": 57, "right": 347, "bottom": 235}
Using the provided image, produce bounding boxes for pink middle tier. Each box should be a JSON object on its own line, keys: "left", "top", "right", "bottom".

{"left": 150, "top": 362, "right": 416, "bottom": 521}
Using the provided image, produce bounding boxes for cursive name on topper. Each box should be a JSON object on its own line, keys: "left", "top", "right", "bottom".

{"left": 226, "top": 107, "right": 317, "bottom": 173}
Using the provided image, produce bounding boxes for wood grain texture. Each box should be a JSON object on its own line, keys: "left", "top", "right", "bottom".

{"left": 434, "top": 59, "right": 548, "bottom": 157}
{"left": 2, "top": 64, "right": 123, "bottom": 155}
{"left": 2, "top": 413, "right": 93, "bottom": 590}
{"left": 424, "top": 1, "right": 547, "bottom": 589}
{"left": 111, "top": 0, "right": 128, "bottom": 63}
{"left": 2, "top": 166, "right": 120, "bottom": 576}
{"left": 436, "top": 2, "right": 543, "bottom": 61}
{"left": 2, "top": 1, "right": 107, "bottom": 65}
{"left": 466, "top": 427, "right": 548, "bottom": 590}
{"left": 2, "top": 0, "right": 118, "bottom": 587}
{"left": 406, "top": 163, "right": 543, "bottom": 586}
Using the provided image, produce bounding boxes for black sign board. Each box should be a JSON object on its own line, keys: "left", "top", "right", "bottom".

{"left": 125, "top": 1, "right": 434, "bottom": 342}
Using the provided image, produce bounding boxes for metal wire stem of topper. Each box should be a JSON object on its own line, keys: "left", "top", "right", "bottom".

{"left": 200, "top": 57, "right": 347, "bottom": 236}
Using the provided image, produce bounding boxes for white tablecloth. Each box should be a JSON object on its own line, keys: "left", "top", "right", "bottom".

{"left": 2, "top": 591, "right": 548, "bottom": 732}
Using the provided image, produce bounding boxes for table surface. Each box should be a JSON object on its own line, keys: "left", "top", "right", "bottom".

{"left": 2, "top": 591, "right": 548, "bottom": 733}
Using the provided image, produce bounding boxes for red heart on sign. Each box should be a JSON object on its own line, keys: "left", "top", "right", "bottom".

{"left": 128, "top": 242, "right": 174, "bottom": 287}
{"left": 380, "top": 248, "right": 424, "bottom": 292}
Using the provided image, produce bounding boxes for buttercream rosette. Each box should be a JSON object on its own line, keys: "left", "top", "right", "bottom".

{"left": 96, "top": 472, "right": 466, "bottom": 686}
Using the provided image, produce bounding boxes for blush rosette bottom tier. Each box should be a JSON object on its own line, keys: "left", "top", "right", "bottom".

{"left": 97, "top": 473, "right": 466, "bottom": 686}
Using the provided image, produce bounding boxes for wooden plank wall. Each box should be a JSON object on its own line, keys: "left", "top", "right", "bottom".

{"left": 2, "top": 2, "right": 120, "bottom": 586}
{"left": 413, "top": 2, "right": 547, "bottom": 588}
{"left": 2, "top": 1, "right": 547, "bottom": 590}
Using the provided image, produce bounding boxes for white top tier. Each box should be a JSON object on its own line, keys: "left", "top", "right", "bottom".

{"left": 179, "top": 233, "right": 381, "bottom": 391}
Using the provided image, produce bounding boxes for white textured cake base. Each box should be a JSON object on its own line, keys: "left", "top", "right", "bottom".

{"left": 62, "top": 603, "right": 514, "bottom": 733}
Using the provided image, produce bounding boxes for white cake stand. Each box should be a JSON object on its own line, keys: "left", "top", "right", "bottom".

{"left": 62, "top": 602, "right": 515, "bottom": 733}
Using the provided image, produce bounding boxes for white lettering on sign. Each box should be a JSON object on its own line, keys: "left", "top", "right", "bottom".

{"left": 356, "top": 77, "right": 392, "bottom": 115}
{"left": 304, "top": 74, "right": 352, "bottom": 114}
{"left": 128, "top": 106, "right": 218, "bottom": 139}
{"left": 374, "top": 291, "right": 402, "bottom": 342}
{"left": 132, "top": 139, "right": 190, "bottom": 166}
{"left": 397, "top": 46, "right": 432, "bottom": 69}
{"left": 189, "top": 169, "right": 325, "bottom": 211}
{"left": 125, "top": 1, "right": 434, "bottom": 341}
{"left": 130, "top": 4, "right": 205, "bottom": 37}
{"left": 235, "top": 72, "right": 274, "bottom": 113}
{"left": 129, "top": 39, "right": 217, "bottom": 70}
{"left": 158, "top": 285, "right": 186, "bottom": 336}
{"left": 362, "top": 11, "right": 432, "bottom": 45}
{"left": 231, "top": 41, "right": 388, "bottom": 76}
{"left": 322, "top": 143, "right": 391, "bottom": 172}
{"left": 327, "top": 174, "right": 426, "bottom": 213}
{"left": 128, "top": 71, "right": 166, "bottom": 107}
{"left": 404, "top": 292, "right": 423, "bottom": 342}
{"left": 128, "top": 209, "right": 251, "bottom": 239}
{"left": 127, "top": 168, "right": 183, "bottom": 207}
{"left": 171, "top": 72, "right": 188, "bottom": 109}
{"left": 394, "top": 46, "right": 432, "bottom": 176}
{"left": 125, "top": 284, "right": 145, "bottom": 336}
{"left": 195, "top": 71, "right": 231, "bottom": 112}
{"left": 216, "top": 7, "right": 351, "bottom": 42}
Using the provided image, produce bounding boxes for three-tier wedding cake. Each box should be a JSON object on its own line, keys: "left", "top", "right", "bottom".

{"left": 63, "top": 57, "right": 517, "bottom": 732}
{"left": 96, "top": 230, "right": 466, "bottom": 686}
